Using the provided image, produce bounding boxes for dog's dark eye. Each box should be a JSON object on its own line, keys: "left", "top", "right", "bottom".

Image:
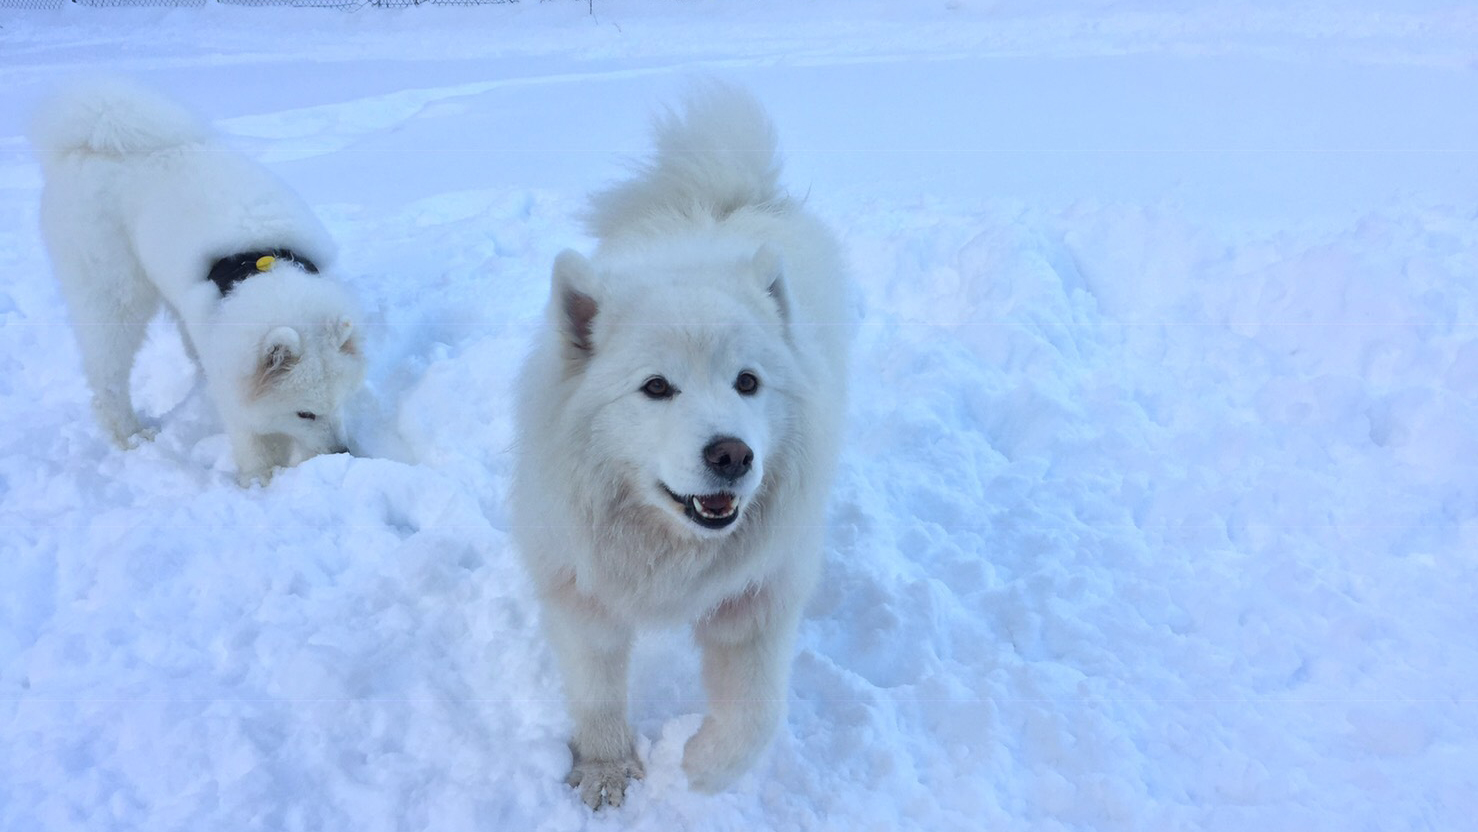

{"left": 296, "top": 411, "right": 317, "bottom": 421}
{"left": 641, "top": 376, "right": 674, "bottom": 400}
{"left": 735, "top": 372, "right": 760, "bottom": 395}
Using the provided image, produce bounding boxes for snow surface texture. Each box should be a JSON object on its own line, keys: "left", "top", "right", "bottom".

{"left": 3, "top": 2, "right": 1477, "bottom": 830}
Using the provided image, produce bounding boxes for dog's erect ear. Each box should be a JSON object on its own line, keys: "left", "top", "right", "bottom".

{"left": 553, "top": 249, "right": 599, "bottom": 360}
{"left": 253, "top": 326, "right": 301, "bottom": 395}
{"left": 329, "top": 316, "right": 359, "bottom": 356}
{"left": 261, "top": 326, "right": 301, "bottom": 370}
{"left": 753, "top": 245, "right": 790, "bottom": 323}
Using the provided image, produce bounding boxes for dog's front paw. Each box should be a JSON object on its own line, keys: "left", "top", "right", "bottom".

{"left": 120, "top": 426, "right": 158, "bottom": 449}
{"left": 681, "top": 716, "right": 767, "bottom": 794}
{"left": 103, "top": 422, "right": 155, "bottom": 450}
{"left": 566, "top": 755, "right": 644, "bottom": 810}
{"left": 235, "top": 467, "right": 273, "bottom": 488}
{"left": 94, "top": 395, "right": 149, "bottom": 450}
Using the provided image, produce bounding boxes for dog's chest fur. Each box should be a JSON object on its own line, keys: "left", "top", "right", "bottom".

{"left": 574, "top": 499, "right": 778, "bottom": 623}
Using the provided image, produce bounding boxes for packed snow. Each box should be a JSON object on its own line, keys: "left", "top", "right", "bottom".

{"left": 2, "top": 2, "right": 1476, "bottom": 830}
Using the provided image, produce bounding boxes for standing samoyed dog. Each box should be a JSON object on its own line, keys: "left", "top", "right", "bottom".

{"left": 511, "top": 85, "right": 852, "bottom": 808}
{"left": 30, "top": 81, "right": 366, "bottom": 484}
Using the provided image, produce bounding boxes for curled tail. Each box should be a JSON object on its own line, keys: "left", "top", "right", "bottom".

{"left": 586, "top": 82, "right": 786, "bottom": 237}
{"left": 29, "top": 79, "right": 210, "bottom": 172}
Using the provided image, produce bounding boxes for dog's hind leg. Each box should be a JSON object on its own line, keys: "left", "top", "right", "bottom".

{"left": 52, "top": 249, "right": 161, "bottom": 449}
{"left": 541, "top": 586, "right": 643, "bottom": 809}
{"left": 683, "top": 582, "right": 800, "bottom": 792}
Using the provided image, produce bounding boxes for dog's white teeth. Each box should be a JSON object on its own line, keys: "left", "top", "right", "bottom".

{"left": 690, "top": 496, "right": 735, "bottom": 519}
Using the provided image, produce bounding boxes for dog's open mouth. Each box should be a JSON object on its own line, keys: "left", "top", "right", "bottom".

{"left": 662, "top": 485, "right": 741, "bottom": 530}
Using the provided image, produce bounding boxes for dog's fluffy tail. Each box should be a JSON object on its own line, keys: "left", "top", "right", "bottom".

{"left": 586, "top": 83, "right": 786, "bottom": 237}
{"left": 29, "top": 79, "right": 210, "bottom": 171}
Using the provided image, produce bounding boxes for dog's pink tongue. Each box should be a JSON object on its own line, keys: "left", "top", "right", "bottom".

{"left": 697, "top": 494, "right": 734, "bottom": 514}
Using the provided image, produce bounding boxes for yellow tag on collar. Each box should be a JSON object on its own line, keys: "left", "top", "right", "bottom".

{"left": 255, "top": 255, "right": 276, "bottom": 272}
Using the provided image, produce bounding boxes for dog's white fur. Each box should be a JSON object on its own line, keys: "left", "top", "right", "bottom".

{"left": 511, "top": 84, "right": 851, "bottom": 807}
{"left": 30, "top": 80, "right": 366, "bottom": 484}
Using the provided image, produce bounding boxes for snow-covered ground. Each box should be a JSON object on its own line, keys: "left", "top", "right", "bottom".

{"left": 3, "top": 2, "right": 1477, "bottom": 829}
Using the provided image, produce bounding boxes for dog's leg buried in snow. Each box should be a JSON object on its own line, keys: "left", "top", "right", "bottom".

{"left": 511, "top": 83, "right": 853, "bottom": 808}
{"left": 682, "top": 583, "right": 803, "bottom": 792}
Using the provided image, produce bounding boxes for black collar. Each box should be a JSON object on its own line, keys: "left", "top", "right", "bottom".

{"left": 207, "top": 248, "right": 320, "bottom": 296}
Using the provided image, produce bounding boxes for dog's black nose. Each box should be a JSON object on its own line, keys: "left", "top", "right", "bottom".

{"left": 703, "top": 437, "right": 753, "bottom": 481}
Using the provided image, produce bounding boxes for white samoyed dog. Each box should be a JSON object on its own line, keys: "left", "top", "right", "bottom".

{"left": 30, "top": 80, "right": 366, "bottom": 485}
{"left": 511, "top": 84, "right": 852, "bottom": 808}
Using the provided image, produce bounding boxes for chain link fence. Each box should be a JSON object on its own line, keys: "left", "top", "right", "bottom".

{"left": 0, "top": 0, "right": 524, "bottom": 6}
{"left": 70, "top": 0, "right": 206, "bottom": 5}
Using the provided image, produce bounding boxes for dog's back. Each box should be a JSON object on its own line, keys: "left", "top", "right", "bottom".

{"left": 32, "top": 80, "right": 332, "bottom": 308}
{"left": 31, "top": 81, "right": 213, "bottom": 303}
{"left": 30, "top": 79, "right": 210, "bottom": 174}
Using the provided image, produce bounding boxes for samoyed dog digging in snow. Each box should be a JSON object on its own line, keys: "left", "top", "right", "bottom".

{"left": 30, "top": 81, "right": 365, "bottom": 485}
{"left": 511, "top": 85, "right": 852, "bottom": 807}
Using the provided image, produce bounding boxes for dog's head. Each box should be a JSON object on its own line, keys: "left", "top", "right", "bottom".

{"left": 550, "top": 245, "right": 798, "bottom": 539}
{"left": 212, "top": 270, "right": 367, "bottom": 461}
{"left": 244, "top": 318, "right": 364, "bottom": 459}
